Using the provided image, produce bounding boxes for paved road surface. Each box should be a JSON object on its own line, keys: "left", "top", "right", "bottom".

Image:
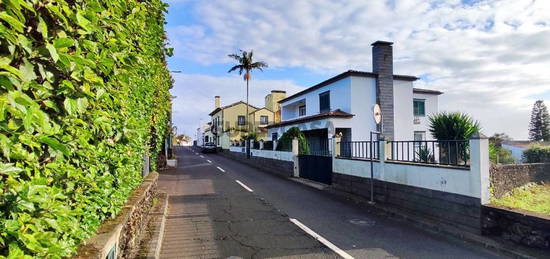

{"left": 158, "top": 147, "right": 339, "bottom": 259}
{"left": 160, "top": 146, "right": 503, "bottom": 259}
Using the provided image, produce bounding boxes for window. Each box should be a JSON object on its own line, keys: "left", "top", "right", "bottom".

{"left": 272, "top": 133, "right": 278, "bottom": 141}
{"left": 237, "top": 115, "right": 246, "bottom": 125}
{"left": 413, "top": 99, "right": 425, "bottom": 116}
{"left": 260, "top": 115, "right": 268, "bottom": 125}
{"left": 319, "top": 91, "right": 330, "bottom": 113}
{"left": 299, "top": 105, "right": 306, "bottom": 116}
{"left": 414, "top": 131, "right": 426, "bottom": 141}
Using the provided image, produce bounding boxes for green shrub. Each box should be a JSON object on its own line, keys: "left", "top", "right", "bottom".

{"left": 489, "top": 144, "right": 516, "bottom": 164}
{"left": 0, "top": 0, "right": 172, "bottom": 257}
{"left": 523, "top": 145, "right": 550, "bottom": 163}
{"left": 276, "top": 127, "right": 309, "bottom": 153}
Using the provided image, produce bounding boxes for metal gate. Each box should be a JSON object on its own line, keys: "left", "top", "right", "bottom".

{"left": 298, "top": 138, "right": 332, "bottom": 185}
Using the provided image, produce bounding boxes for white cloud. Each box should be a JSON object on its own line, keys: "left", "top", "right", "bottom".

{"left": 168, "top": 0, "right": 550, "bottom": 139}
{"left": 170, "top": 74, "right": 304, "bottom": 137}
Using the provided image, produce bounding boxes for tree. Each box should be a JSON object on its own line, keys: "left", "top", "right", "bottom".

{"left": 428, "top": 112, "right": 481, "bottom": 164}
{"left": 228, "top": 50, "right": 268, "bottom": 134}
{"left": 528, "top": 100, "right": 550, "bottom": 141}
{"left": 489, "top": 133, "right": 511, "bottom": 148}
{"left": 428, "top": 112, "right": 481, "bottom": 140}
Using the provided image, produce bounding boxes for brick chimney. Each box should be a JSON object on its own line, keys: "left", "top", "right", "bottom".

{"left": 214, "top": 96, "right": 221, "bottom": 109}
{"left": 372, "top": 41, "right": 394, "bottom": 139}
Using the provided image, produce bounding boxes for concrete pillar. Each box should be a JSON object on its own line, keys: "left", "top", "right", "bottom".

{"left": 292, "top": 137, "right": 299, "bottom": 177}
{"left": 273, "top": 140, "right": 278, "bottom": 151}
{"left": 259, "top": 140, "right": 264, "bottom": 150}
{"left": 469, "top": 133, "right": 490, "bottom": 205}
{"left": 378, "top": 139, "right": 386, "bottom": 180}
{"left": 142, "top": 154, "right": 150, "bottom": 177}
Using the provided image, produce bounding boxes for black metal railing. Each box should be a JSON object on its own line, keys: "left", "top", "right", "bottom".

{"left": 387, "top": 140, "right": 470, "bottom": 167}
{"left": 276, "top": 139, "right": 292, "bottom": 152}
{"left": 301, "top": 138, "right": 331, "bottom": 156}
{"left": 263, "top": 141, "right": 274, "bottom": 150}
{"left": 339, "top": 141, "right": 379, "bottom": 160}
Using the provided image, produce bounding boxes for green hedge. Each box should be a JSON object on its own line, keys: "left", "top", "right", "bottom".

{"left": 0, "top": 0, "right": 172, "bottom": 257}
{"left": 523, "top": 145, "right": 550, "bottom": 163}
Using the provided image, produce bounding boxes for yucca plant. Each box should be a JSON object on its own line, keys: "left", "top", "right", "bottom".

{"left": 416, "top": 146, "right": 435, "bottom": 163}
{"left": 428, "top": 112, "right": 481, "bottom": 164}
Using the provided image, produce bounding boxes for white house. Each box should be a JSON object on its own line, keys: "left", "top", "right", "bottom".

{"left": 267, "top": 41, "right": 442, "bottom": 146}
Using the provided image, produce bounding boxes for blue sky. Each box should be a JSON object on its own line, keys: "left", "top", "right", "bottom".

{"left": 166, "top": 0, "right": 550, "bottom": 139}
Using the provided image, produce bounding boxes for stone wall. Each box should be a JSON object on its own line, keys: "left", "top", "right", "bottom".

{"left": 490, "top": 163, "right": 550, "bottom": 198}
{"left": 482, "top": 205, "right": 550, "bottom": 251}
{"left": 332, "top": 172, "right": 482, "bottom": 234}
{"left": 75, "top": 172, "right": 158, "bottom": 259}
{"left": 220, "top": 150, "right": 294, "bottom": 178}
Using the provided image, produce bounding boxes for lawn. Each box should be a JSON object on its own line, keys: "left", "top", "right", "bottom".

{"left": 492, "top": 183, "right": 550, "bottom": 215}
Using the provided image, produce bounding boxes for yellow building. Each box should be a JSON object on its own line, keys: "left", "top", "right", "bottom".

{"left": 209, "top": 90, "right": 286, "bottom": 149}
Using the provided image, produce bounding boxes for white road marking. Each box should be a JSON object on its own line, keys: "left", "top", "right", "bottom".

{"left": 216, "top": 166, "right": 225, "bottom": 172}
{"left": 289, "top": 218, "right": 355, "bottom": 259}
{"left": 207, "top": 160, "right": 212, "bottom": 163}
{"left": 235, "top": 180, "right": 253, "bottom": 192}
{"left": 200, "top": 155, "right": 204, "bottom": 158}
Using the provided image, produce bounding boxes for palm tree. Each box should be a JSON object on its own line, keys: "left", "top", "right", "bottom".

{"left": 228, "top": 50, "right": 268, "bottom": 133}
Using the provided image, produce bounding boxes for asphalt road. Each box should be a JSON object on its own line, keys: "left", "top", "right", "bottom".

{"left": 158, "top": 147, "right": 339, "bottom": 259}
{"left": 187, "top": 146, "right": 504, "bottom": 259}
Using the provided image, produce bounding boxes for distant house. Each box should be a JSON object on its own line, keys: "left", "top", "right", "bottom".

{"left": 501, "top": 140, "right": 550, "bottom": 162}
{"left": 208, "top": 91, "right": 286, "bottom": 149}
{"left": 267, "top": 41, "right": 442, "bottom": 147}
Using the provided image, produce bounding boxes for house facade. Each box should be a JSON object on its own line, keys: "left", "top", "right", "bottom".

{"left": 209, "top": 91, "right": 286, "bottom": 149}
{"left": 267, "top": 41, "right": 442, "bottom": 146}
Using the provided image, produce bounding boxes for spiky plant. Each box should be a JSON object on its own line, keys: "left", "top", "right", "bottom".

{"left": 428, "top": 112, "right": 481, "bottom": 164}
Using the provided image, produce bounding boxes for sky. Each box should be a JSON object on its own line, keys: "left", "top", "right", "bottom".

{"left": 165, "top": 0, "right": 550, "bottom": 140}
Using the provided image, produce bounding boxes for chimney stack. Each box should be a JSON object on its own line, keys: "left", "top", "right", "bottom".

{"left": 214, "top": 96, "right": 221, "bottom": 109}
{"left": 372, "top": 40, "right": 394, "bottom": 139}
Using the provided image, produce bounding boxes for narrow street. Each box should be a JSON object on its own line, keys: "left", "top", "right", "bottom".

{"left": 159, "top": 147, "right": 502, "bottom": 259}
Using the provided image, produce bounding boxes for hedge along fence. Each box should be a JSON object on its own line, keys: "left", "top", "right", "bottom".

{"left": 0, "top": 0, "right": 172, "bottom": 258}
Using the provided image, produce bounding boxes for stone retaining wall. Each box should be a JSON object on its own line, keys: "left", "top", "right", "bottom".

{"left": 74, "top": 172, "right": 158, "bottom": 259}
{"left": 490, "top": 163, "right": 550, "bottom": 198}
{"left": 482, "top": 205, "right": 550, "bottom": 251}
{"left": 332, "top": 172, "right": 482, "bottom": 234}
{"left": 219, "top": 150, "right": 294, "bottom": 178}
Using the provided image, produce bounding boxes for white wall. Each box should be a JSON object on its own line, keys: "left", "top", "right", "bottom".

{"left": 412, "top": 92, "right": 439, "bottom": 140}
{"left": 394, "top": 80, "right": 414, "bottom": 141}
{"left": 250, "top": 149, "right": 293, "bottom": 161}
{"left": 280, "top": 77, "right": 352, "bottom": 121}
{"left": 349, "top": 76, "right": 378, "bottom": 141}
{"left": 229, "top": 146, "right": 245, "bottom": 153}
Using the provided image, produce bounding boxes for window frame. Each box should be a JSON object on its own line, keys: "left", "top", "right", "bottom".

{"left": 298, "top": 105, "right": 306, "bottom": 116}
{"left": 260, "top": 115, "right": 269, "bottom": 125}
{"left": 237, "top": 115, "right": 246, "bottom": 125}
{"left": 413, "top": 99, "right": 426, "bottom": 117}
{"left": 319, "top": 91, "right": 331, "bottom": 113}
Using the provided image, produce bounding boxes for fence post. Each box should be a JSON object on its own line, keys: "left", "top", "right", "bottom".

{"left": 292, "top": 137, "right": 299, "bottom": 177}
{"left": 259, "top": 140, "right": 264, "bottom": 150}
{"left": 469, "top": 133, "right": 490, "bottom": 205}
{"left": 273, "top": 140, "right": 278, "bottom": 151}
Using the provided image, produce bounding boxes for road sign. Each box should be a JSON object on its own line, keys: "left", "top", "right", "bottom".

{"left": 373, "top": 104, "right": 382, "bottom": 124}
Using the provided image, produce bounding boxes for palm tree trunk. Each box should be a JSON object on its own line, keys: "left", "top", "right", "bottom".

{"left": 246, "top": 78, "right": 250, "bottom": 133}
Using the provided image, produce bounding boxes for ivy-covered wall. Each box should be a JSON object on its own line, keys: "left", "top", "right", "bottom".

{"left": 0, "top": 0, "right": 172, "bottom": 257}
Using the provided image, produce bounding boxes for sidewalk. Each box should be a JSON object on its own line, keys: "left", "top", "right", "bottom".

{"left": 157, "top": 147, "right": 339, "bottom": 259}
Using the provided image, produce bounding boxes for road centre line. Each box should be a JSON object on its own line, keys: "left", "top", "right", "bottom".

{"left": 289, "top": 218, "right": 355, "bottom": 259}
{"left": 216, "top": 166, "right": 225, "bottom": 172}
{"left": 235, "top": 180, "right": 254, "bottom": 192}
{"left": 207, "top": 160, "right": 212, "bottom": 163}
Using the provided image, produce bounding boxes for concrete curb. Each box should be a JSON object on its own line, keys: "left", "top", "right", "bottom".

{"left": 138, "top": 192, "right": 169, "bottom": 259}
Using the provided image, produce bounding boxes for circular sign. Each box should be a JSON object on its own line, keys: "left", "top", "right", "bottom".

{"left": 373, "top": 104, "right": 382, "bottom": 124}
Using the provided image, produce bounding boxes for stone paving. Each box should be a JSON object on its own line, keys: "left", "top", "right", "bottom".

{"left": 158, "top": 147, "right": 338, "bottom": 259}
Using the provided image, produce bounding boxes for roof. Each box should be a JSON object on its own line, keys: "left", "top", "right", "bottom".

{"left": 278, "top": 70, "right": 418, "bottom": 104}
{"left": 413, "top": 88, "right": 443, "bottom": 95}
{"left": 209, "top": 101, "right": 260, "bottom": 116}
{"left": 265, "top": 109, "right": 354, "bottom": 128}
{"left": 249, "top": 107, "right": 273, "bottom": 115}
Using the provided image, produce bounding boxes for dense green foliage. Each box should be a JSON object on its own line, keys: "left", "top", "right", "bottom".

{"left": 489, "top": 144, "right": 515, "bottom": 164}
{"left": 528, "top": 100, "right": 550, "bottom": 141}
{"left": 523, "top": 145, "right": 550, "bottom": 163}
{"left": 492, "top": 183, "right": 550, "bottom": 215}
{"left": 0, "top": 0, "right": 172, "bottom": 257}
{"left": 428, "top": 112, "right": 480, "bottom": 140}
{"left": 276, "top": 127, "right": 309, "bottom": 154}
